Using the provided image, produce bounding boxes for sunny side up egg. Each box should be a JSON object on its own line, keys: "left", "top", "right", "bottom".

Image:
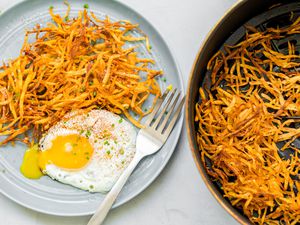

{"left": 21, "top": 110, "right": 136, "bottom": 193}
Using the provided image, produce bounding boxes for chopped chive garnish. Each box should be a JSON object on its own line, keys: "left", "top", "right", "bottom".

{"left": 91, "top": 40, "right": 96, "bottom": 46}
{"left": 162, "top": 77, "right": 167, "bottom": 82}
{"left": 49, "top": 5, "right": 54, "bottom": 10}
{"left": 118, "top": 118, "right": 123, "bottom": 123}
{"left": 84, "top": 3, "right": 89, "bottom": 9}
{"left": 14, "top": 92, "right": 20, "bottom": 99}
{"left": 111, "top": 124, "right": 115, "bottom": 128}
{"left": 86, "top": 130, "right": 91, "bottom": 138}
{"left": 86, "top": 156, "right": 90, "bottom": 160}
{"left": 167, "top": 84, "right": 173, "bottom": 91}
{"left": 119, "top": 149, "right": 124, "bottom": 155}
{"left": 80, "top": 86, "right": 86, "bottom": 93}
{"left": 65, "top": 16, "right": 69, "bottom": 21}
{"left": 106, "top": 150, "right": 110, "bottom": 154}
{"left": 93, "top": 91, "right": 97, "bottom": 97}
{"left": 80, "top": 130, "right": 84, "bottom": 135}
{"left": 104, "top": 140, "right": 109, "bottom": 145}
{"left": 121, "top": 160, "right": 125, "bottom": 164}
{"left": 149, "top": 45, "right": 152, "bottom": 49}
{"left": 89, "top": 80, "right": 93, "bottom": 86}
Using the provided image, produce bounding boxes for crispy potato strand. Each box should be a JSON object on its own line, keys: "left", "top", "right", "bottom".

{"left": 0, "top": 7, "right": 162, "bottom": 145}
{"left": 196, "top": 17, "right": 300, "bottom": 224}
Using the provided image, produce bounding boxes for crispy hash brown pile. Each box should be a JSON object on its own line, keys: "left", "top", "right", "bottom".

{"left": 0, "top": 4, "right": 162, "bottom": 145}
{"left": 196, "top": 17, "right": 300, "bottom": 224}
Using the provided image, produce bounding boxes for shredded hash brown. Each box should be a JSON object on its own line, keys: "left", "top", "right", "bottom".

{"left": 196, "top": 17, "right": 300, "bottom": 224}
{"left": 0, "top": 4, "right": 162, "bottom": 145}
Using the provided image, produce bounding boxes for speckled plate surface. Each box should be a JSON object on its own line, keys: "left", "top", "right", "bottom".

{"left": 0, "top": 0, "right": 184, "bottom": 216}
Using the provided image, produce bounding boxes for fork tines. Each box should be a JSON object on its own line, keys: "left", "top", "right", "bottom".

{"left": 145, "top": 88, "right": 185, "bottom": 139}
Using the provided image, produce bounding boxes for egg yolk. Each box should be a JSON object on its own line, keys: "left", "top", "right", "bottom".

{"left": 20, "top": 134, "right": 94, "bottom": 179}
{"left": 20, "top": 144, "right": 44, "bottom": 179}
{"left": 38, "top": 134, "right": 94, "bottom": 170}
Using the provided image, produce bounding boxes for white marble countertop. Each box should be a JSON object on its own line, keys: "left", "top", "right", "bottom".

{"left": 0, "top": 0, "right": 239, "bottom": 224}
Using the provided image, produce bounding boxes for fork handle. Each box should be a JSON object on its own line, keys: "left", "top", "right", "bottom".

{"left": 87, "top": 152, "right": 144, "bottom": 225}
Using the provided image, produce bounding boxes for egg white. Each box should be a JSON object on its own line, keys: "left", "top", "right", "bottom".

{"left": 39, "top": 110, "right": 136, "bottom": 193}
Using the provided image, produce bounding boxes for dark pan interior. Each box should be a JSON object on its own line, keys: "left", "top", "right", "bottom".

{"left": 202, "top": 0, "right": 300, "bottom": 220}
{"left": 187, "top": 0, "right": 300, "bottom": 224}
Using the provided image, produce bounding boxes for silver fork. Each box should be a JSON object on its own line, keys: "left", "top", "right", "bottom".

{"left": 87, "top": 89, "right": 185, "bottom": 225}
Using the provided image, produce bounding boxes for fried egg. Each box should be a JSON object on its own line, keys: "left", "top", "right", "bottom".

{"left": 21, "top": 110, "right": 136, "bottom": 193}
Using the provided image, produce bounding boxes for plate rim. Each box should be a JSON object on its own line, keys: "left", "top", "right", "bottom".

{"left": 0, "top": 0, "right": 184, "bottom": 216}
